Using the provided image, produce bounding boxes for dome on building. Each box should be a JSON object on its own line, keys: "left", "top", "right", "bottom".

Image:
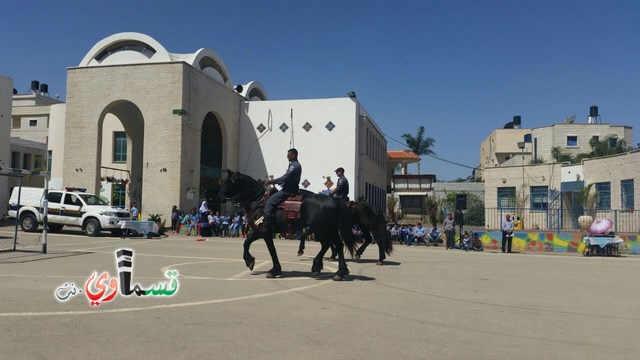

{"left": 78, "top": 32, "right": 234, "bottom": 88}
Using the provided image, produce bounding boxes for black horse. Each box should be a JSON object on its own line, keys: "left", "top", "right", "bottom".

{"left": 220, "top": 170, "right": 357, "bottom": 280}
{"left": 297, "top": 201, "right": 393, "bottom": 265}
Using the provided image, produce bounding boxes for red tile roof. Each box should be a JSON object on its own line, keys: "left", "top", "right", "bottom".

{"left": 387, "top": 150, "right": 421, "bottom": 161}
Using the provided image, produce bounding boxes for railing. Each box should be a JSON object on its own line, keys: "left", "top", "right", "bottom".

{"left": 390, "top": 174, "right": 435, "bottom": 191}
{"left": 484, "top": 207, "right": 640, "bottom": 233}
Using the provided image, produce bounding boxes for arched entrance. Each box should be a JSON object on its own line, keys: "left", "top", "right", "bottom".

{"left": 98, "top": 101, "right": 144, "bottom": 210}
{"left": 200, "top": 112, "right": 223, "bottom": 211}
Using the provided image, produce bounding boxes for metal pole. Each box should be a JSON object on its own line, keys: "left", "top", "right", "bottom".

{"left": 42, "top": 176, "right": 48, "bottom": 254}
{"left": 13, "top": 177, "right": 23, "bottom": 252}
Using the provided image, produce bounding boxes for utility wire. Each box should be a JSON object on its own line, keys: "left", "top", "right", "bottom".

{"left": 384, "top": 134, "right": 478, "bottom": 170}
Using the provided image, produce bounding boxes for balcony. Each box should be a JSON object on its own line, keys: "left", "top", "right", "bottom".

{"left": 389, "top": 174, "right": 436, "bottom": 192}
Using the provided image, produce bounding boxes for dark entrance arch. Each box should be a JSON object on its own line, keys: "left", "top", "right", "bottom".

{"left": 200, "top": 112, "right": 223, "bottom": 212}
{"left": 98, "top": 100, "right": 144, "bottom": 209}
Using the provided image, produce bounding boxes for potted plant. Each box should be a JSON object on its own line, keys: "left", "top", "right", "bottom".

{"left": 147, "top": 213, "right": 165, "bottom": 228}
{"left": 576, "top": 183, "right": 597, "bottom": 231}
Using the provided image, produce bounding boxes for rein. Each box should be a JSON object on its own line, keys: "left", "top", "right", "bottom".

{"left": 224, "top": 175, "right": 266, "bottom": 206}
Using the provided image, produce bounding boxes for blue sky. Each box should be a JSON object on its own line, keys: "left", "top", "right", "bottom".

{"left": 2, "top": 0, "right": 639, "bottom": 180}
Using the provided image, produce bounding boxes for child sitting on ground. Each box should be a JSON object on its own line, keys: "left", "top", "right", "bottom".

{"left": 461, "top": 231, "right": 471, "bottom": 251}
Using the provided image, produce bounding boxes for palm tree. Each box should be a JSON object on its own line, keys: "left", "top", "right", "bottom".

{"left": 402, "top": 126, "right": 436, "bottom": 174}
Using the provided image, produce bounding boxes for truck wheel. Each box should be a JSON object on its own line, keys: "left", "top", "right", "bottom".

{"left": 85, "top": 218, "right": 102, "bottom": 237}
{"left": 48, "top": 224, "right": 64, "bottom": 233}
{"left": 20, "top": 213, "right": 39, "bottom": 232}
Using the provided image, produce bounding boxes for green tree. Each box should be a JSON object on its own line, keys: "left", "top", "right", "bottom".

{"left": 402, "top": 126, "right": 436, "bottom": 174}
{"left": 588, "top": 136, "right": 630, "bottom": 158}
{"left": 551, "top": 147, "right": 573, "bottom": 163}
{"left": 423, "top": 196, "right": 439, "bottom": 225}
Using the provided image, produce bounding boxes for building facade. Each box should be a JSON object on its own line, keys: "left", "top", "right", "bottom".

{"left": 47, "top": 32, "right": 387, "bottom": 218}
{"left": 479, "top": 115, "right": 632, "bottom": 179}
{"left": 0, "top": 75, "right": 13, "bottom": 217}
{"left": 483, "top": 150, "right": 639, "bottom": 233}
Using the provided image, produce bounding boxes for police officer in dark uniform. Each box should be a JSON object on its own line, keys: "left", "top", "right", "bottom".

{"left": 263, "top": 148, "right": 302, "bottom": 232}
{"left": 331, "top": 167, "right": 349, "bottom": 201}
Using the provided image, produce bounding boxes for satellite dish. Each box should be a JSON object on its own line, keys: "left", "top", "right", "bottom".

{"left": 564, "top": 115, "right": 576, "bottom": 124}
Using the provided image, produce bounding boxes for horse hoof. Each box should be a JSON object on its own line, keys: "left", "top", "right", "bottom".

{"left": 332, "top": 274, "right": 343, "bottom": 281}
{"left": 297, "top": 251, "right": 304, "bottom": 256}
{"left": 311, "top": 271, "right": 321, "bottom": 277}
{"left": 354, "top": 254, "right": 361, "bottom": 260}
{"left": 376, "top": 261, "right": 384, "bottom": 266}
{"left": 266, "top": 267, "right": 282, "bottom": 278}
{"left": 245, "top": 257, "right": 255, "bottom": 271}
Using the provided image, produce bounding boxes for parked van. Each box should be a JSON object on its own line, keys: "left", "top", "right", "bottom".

{"left": 7, "top": 187, "right": 131, "bottom": 236}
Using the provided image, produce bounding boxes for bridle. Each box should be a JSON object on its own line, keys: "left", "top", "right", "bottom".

{"left": 223, "top": 173, "right": 267, "bottom": 207}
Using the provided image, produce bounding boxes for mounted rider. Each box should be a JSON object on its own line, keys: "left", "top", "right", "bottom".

{"left": 262, "top": 148, "right": 302, "bottom": 232}
{"left": 330, "top": 167, "right": 349, "bottom": 201}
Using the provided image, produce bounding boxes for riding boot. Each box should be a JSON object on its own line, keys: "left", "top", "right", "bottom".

{"left": 263, "top": 215, "right": 275, "bottom": 234}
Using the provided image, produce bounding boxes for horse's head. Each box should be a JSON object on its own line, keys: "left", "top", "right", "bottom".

{"left": 220, "top": 169, "right": 263, "bottom": 203}
{"left": 220, "top": 169, "right": 241, "bottom": 200}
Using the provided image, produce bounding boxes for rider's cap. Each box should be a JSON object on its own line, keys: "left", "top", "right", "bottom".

{"left": 335, "top": 167, "right": 344, "bottom": 173}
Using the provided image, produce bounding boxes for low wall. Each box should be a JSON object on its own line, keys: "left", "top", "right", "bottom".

{"left": 475, "top": 231, "right": 639, "bottom": 255}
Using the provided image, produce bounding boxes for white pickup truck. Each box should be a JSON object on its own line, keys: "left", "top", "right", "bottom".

{"left": 7, "top": 187, "right": 131, "bottom": 236}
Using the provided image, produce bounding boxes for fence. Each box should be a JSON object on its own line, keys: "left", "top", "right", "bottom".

{"left": 484, "top": 207, "right": 640, "bottom": 234}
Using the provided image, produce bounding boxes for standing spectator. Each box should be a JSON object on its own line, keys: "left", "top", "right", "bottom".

{"left": 501, "top": 214, "right": 514, "bottom": 253}
{"left": 220, "top": 211, "right": 230, "bottom": 237}
{"left": 199, "top": 201, "right": 209, "bottom": 217}
{"left": 130, "top": 202, "right": 139, "bottom": 221}
{"left": 471, "top": 232, "right": 484, "bottom": 251}
{"left": 177, "top": 210, "right": 188, "bottom": 233}
{"left": 443, "top": 212, "right": 455, "bottom": 250}
{"left": 428, "top": 224, "right": 441, "bottom": 246}
{"left": 170, "top": 205, "right": 179, "bottom": 233}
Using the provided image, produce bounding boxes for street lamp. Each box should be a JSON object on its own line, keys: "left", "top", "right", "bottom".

{"left": 517, "top": 141, "right": 526, "bottom": 209}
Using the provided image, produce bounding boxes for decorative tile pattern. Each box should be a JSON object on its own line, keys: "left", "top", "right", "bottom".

{"left": 303, "top": 122, "right": 312, "bottom": 132}
{"left": 256, "top": 123, "right": 266, "bottom": 133}
{"left": 302, "top": 179, "right": 311, "bottom": 189}
{"left": 279, "top": 123, "right": 289, "bottom": 133}
{"left": 325, "top": 121, "right": 336, "bottom": 132}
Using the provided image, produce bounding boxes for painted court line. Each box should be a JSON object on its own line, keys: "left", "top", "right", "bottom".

{"left": 0, "top": 280, "right": 331, "bottom": 317}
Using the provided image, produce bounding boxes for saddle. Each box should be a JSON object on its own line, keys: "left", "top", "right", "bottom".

{"left": 259, "top": 188, "right": 303, "bottom": 239}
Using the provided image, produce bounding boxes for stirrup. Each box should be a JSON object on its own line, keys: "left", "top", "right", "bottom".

{"left": 254, "top": 216, "right": 264, "bottom": 227}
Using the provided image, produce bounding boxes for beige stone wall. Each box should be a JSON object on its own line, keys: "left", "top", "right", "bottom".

{"left": 533, "top": 123, "right": 631, "bottom": 161}
{"left": 479, "top": 129, "right": 531, "bottom": 171}
{"left": 583, "top": 150, "right": 639, "bottom": 210}
{"left": 64, "top": 62, "right": 241, "bottom": 217}
{"left": 484, "top": 162, "right": 563, "bottom": 229}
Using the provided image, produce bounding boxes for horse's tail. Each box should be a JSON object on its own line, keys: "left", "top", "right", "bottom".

{"left": 376, "top": 214, "right": 393, "bottom": 256}
{"left": 339, "top": 202, "right": 357, "bottom": 257}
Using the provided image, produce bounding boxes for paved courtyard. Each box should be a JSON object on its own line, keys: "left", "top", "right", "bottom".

{"left": 1, "top": 229, "right": 638, "bottom": 360}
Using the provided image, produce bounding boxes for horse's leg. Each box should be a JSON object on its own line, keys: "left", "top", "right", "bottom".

{"left": 311, "top": 240, "right": 331, "bottom": 277}
{"left": 243, "top": 232, "right": 261, "bottom": 270}
{"left": 263, "top": 232, "right": 282, "bottom": 278}
{"left": 326, "top": 243, "right": 338, "bottom": 261}
{"left": 297, "top": 227, "right": 311, "bottom": 256}
{"left": 298, "top": 237, "right": 306, "bottom": 256}
{"left": 332, "top": 232, "right": 350, "bottom": 281}
{"left": 355, "top": 228, "right": 372, "bottom": 261}
{"left": 376, "top": 233, "right": 386, "bottom": 265}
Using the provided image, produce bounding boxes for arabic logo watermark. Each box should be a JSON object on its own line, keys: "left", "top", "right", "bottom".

{"left": 54, "top": 248, "right": 179, "bottom": 307}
